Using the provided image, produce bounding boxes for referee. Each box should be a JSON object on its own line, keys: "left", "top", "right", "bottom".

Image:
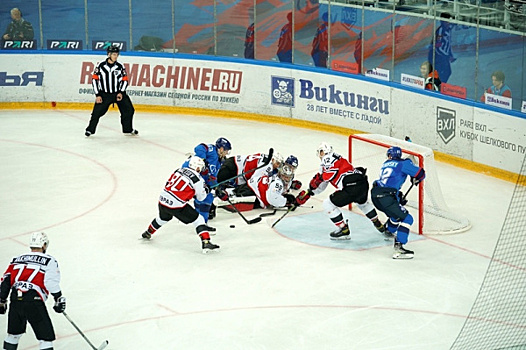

{"left": 85, "top": 45, "right": 138, "bottom": 137}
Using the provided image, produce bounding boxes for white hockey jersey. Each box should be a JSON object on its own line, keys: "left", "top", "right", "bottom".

{"left": 1, "top": 252, "right": 61, "bottom": 302}
{"left": 159, "top": 167, "right": 208, "bottom": 209}
{"left": 248, "top": 173, "right": 288, "bottom": 208}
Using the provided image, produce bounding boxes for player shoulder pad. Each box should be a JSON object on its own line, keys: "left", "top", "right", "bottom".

{"left": 178, "top": 168, "right": 200, "bottom": 184}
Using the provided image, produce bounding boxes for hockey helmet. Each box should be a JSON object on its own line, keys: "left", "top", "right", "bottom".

{"left": 278, "top": 164, "right": 294, "bottom": 183}
{"left": 285, "top": 155, "right": 299, "bottom": 169}
{"left": 29, "top": 231, "right": 49, "bottom": 249}
{"left": 387, "top": 146, "right": 402, "bottom": 160}
{"left": 107, "top": 45, "right": 120, "bottom": 54}
{"left": 188, "top": 156, "right": 205, "bottom": 172}
{"left": 215, "top": 137, "right": 232, "bottom": 151}
{"left": 272, "top": 152, "right": 284, "bottom": 169}
{"left": 316, "top": 142, "right": 333, "bottom": 158}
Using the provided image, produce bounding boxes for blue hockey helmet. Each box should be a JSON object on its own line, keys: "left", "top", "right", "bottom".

{"left": 387, "top": 146, "right": 402, "bottom": 160}
{"left": 215, "top": 137, "right": 232, "bottom": 151}
{"left": 285, "top": 155, "right": 299, "bottom": 169}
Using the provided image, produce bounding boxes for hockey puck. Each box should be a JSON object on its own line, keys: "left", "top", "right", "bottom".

{"left": 229, "top": 225, "right": 235, "bottom": 228}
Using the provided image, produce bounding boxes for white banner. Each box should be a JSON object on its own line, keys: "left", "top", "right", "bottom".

{"left": 484, "top": 92, "right": 512, "bottom": 110}
{"left": 0, "top": 53, "right": 524, "bottom": 174}
{"left": 364, "top": 68, "right": 390, "bottom": 82}
{"left": 401, "top": 73, "right": 424, "bottom": 89}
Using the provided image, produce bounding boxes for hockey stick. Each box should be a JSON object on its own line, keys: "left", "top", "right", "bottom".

{"left": 211, "top": 148, "right": 274, "bottom": 189}
{"left": 271, "top": 205, "right": 295, "bottom": 228}
{"left": 63, "top": 312, "right": 109, "bottom": 350}
{"left": 271, "top": 190, "right": 311, "bottom": 228}
{"left": 258, "top": 209, "right": 277, "bottom": 218}
{"left": 402, "top": 183, "right": 414, "bottom": 202}
{"left": 225, "top": 197, "right": 262, "bottom": 224}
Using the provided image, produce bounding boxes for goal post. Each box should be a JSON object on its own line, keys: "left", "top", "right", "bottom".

{"left": 349, "top": 133, "right": 471, "bottom": 235}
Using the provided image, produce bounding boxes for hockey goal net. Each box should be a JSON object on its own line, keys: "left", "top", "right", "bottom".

{"left": 349, "top": 134, "right": 471, "bottom": 235}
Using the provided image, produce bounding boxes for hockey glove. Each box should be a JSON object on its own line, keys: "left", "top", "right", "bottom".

{"left": 309, "top": 173, "right": 323, "bottom": 191}
{"left": 410, "top": 177, "right": 421, "bottom": 186}
{"left": 53, "top": 296, "right": 66, "bottom": 313}
{"left": 290, "top": 180, "right": 302, "bottom": 190}
{"left": 215, "top": 187, "right": 229, "bottom": 201}
{"left": 397, "top": 191, "right": 408, "bottom": 206}
{"left": 284, "top": 194, "right": 296, "bottom": 207}
{"left": 295, "top": 190, "right": 311, "bottom": 206}
{"left": 0, "top": 299, "right": 6, "bottom": 315}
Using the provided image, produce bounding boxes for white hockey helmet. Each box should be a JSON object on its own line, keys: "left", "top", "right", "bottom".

{"left": 316, "top": 142, "right": 333, "bottom": 158}
{"left": 278, "top": 164, "right": 294, "bottom": 183}
{"left": 272, "top": 152, "right": 284, "bottom": 169}
{"left": 188, "top": 156, "right": 205, "bottom": 172}
{"left": 29, "top": 231, "right": 49, "bottom": 249}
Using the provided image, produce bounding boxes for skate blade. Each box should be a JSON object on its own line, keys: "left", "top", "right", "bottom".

{"left": 98, "top": 340, "right": 109, "bottom": 350}
{"left": 202, "top": 248, "right": 220, "bottom": 254}
{"left": 392, "top": 253, "right": 414, "bottom": 259}
{"left": 330, "top": 236, "right": 351, "bottom": 240}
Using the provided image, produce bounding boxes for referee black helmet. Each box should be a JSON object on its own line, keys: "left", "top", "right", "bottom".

{"left": 107, "top": 45, "right": 120, "bottom": 54}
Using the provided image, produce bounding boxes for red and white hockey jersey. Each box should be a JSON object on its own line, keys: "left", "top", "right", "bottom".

{"left": 232, "top": 153, "right": 273, "bottom": 185}
{"left": 313, "top": 152, "right": 361, "bottom": 194}
{"left": 1, "top": 252, "right": 61, "bottom": 302}
{"left": 159, "top": 167, "right": 208, "bottom": 209}
{"left": 248, "top": 172, "right": 288, "bottom": 208}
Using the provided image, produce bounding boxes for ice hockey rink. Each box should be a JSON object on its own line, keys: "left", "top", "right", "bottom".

{"left": 0, "top": 109, "right": 516, "bottom": 350}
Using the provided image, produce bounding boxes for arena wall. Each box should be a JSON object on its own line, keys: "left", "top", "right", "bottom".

{"left": 0, "top": 52, "right": 524, "bottom": 178}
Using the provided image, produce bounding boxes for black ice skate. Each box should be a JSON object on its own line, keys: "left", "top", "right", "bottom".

{"left": 329, "top": 225, "right": 351, "bottom": 240}
{"left": 141, "top": 231, "right": 152, "bottom": 239}
{"left": 202, "top": 240, "right": 220, "bottom": 254}
{"left": 208, "top": 203, "right": 217, "bottom": 220}
{"left": 126, "top": 129, "right": 139, "bottom": 136}
{"left": 373, "top": 219, "right": 385, "bottom": 233}
{"left": 382, "top": 230, "right": 395, "bottom": 240}
{"left": 393, "top": 241, "right": 414, "bottom": 259}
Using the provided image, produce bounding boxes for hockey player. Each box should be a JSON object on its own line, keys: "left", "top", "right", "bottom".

{"left": 217, "top": 151, "right": 279, "bottom": 188}
{"left": 248, "top": 163, "right": 298, "bottom": 209}
{"left": 216, "top": 151, "right": 284, "bottom": 199}
{"left": 371, "top": 146, "right": 425, "bottom": 259}
{"left": 294, "top": 142, "right": 385, "bottom": 240}
{"left": 1, "top": 232, "right": 66, "bottom": 350}
{"left": 285, "top": 155, "right": 302, "bottom": 190}
{"left": 191, "top": 137, "right": 232, "bottom": 221}
{"left": 141, "top": 156, "right": 220, "bottom": 253}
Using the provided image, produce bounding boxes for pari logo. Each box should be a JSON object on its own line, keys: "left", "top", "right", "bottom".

{"left": 271, "top": 76, "right": 295, "bottom": 107}
{"left": 2, "top": 40, "right": 36, "bottom": 50}
{"left": 437, "top": 107, "right": 456, "bottom": 144}
{"left": 92, "top": 41, "right": 126, "bottom": 51}
{"left": 47, "top": 40, "right": 82, "bottom": 50}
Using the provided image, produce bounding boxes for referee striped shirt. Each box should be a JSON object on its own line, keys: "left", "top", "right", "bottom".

{"left": 92, "top": 60, "right": 129, "bottom": 96}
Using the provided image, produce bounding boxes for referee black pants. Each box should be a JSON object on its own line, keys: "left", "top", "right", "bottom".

{"left": 86, "top": 92, "right": 135, "bottom": 134}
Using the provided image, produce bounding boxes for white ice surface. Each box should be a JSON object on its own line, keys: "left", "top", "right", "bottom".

{"left": 0, "top": 109, "right": 515, "bottom": 350}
